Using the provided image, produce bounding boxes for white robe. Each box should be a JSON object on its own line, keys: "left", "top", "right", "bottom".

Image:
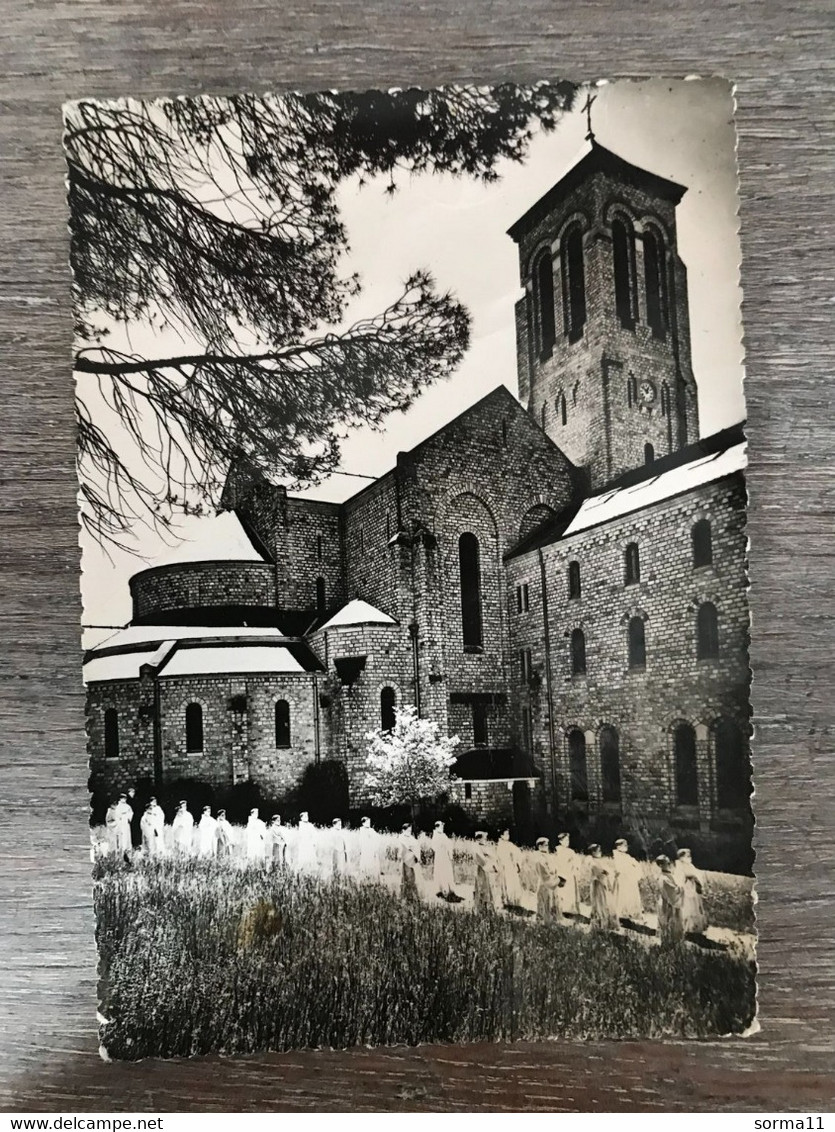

{"left": 432, "top": 830, "right": 456, "bottom": 895}
{"left": 554, "top": 843, "right": 580, "bottom": 914}
{"left": 172, "top": 810, "right": 194, "bottom": 854}
{"left": 140, "top": 810, "right": 163, "bottom": 856}
{"left": 197, "top": 814, "right": 218, "bottom": 857}
{"left": 268, "top": 824, "right": 287, "bottom": 865}
{"left": 111, "top": 801, "right": 133, "bottom": 855}
{"left": 245, "top": 816, "right": 267, "bottom": 861}
{"left": 612, "top": 848, "right": 644, "bottom": 920}
{"left": 496, "top": 839, "right": 522, "bottom": 906}
{"left": 357, "top": 826, "right": 381, "bottom": 879}
{"left": 327, "top": 828, "right": 347, "bottom": 876}
{"left": 295, "top": 819, "right": 317, "bottom": 872}
{"left": 215, "top": 817, "right": 234, "bottom": 856}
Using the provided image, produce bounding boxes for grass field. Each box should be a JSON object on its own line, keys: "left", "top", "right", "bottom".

{"left": 95, "top": 854, "right": 756, "bottom": 1059}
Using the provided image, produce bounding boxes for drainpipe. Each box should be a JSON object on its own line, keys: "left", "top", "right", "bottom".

{"left": 313, "top": 675, "right": 321, "bottom": 765}
{"left": 409, "top": 620, "right": 421, "bottom": 716}
{"left": 152, "top": 672, "right": 163, "bottom": 790}
{"left": 538, "top": 548, "right": 557, "bottom": 813}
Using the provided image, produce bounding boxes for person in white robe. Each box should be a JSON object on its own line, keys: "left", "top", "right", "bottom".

{"left": 113, "top": 793, "right": 133, "bottom": 857}
{"left": 674, "top": 847, "right": 708, "bottom": 935}
{"left": 655, "top": 855, "right": 685, "bottom": 946}
{"left": 612, "top": 838, "right": 644, "bottom": 924}
{"left": 197, "top": 806, "right": 218, "bottom": 858}
{"left": 432, "top": 820, "right": 459, "bottom": 901}
{"left": 473, "top": 831, "right": 499, "bottom": 914}
{"left": 295, "top": 811, "right": 318, "bottom": 874}
{"left": 398, "top": 822, "right": 420, "bottom": 904}
{"left": 496, "top": 829, "right": 523, "bottom": 909}
{"left": 327, "top": 818, "right": 347, "bottom": 877}
{"left": 553, "top": 832, "right": 580, "bottom": 916}
{"left": 215, "top": 809, "right": 234, "bottom": 857}
{"left": 172, "top": 800, "right": 194, "bottom": 856}
{"left": 535, "top": 837, "right": 565, "bottom": 924}
{"left": 357, "top": 816, "right": 382, "bottom": 880}
{"left": 245, "top": 808, "right": 267, "bottom": 862}
{"left": 140, "top": 802, "right": 163, "bottom": 857}
{"left": 267, "top": 815, "right": 287, "bottom": 867}
{"left": 588, "top": 844, "right": 618, "bottom": 931}
{"left": 146, "top": 797, "right": 165, "bottom": 854}
{"left": 104, "top": 799, "right": 121, "bottom": 855}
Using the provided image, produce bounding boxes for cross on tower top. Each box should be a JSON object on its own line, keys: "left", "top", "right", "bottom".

{"left": 582, "top": 91, "right": 597, "bottom": 143}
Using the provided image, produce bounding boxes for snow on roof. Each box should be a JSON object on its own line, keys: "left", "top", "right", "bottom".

{"left": 160, "top": 645, "right": 305, "bottom": 677}
{"left": 90, "top": 623, "right": 286, "bottom": 652}
{"left": 318, "top": 599, "right": 397, "bottom": 631}
{"left": 148, "top": 511, "right": 266, "bottom": 568}
{"left": 561, "top": 442, "right": 747, "bottom": 540}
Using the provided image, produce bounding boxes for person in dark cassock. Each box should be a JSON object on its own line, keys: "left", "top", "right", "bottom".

{"left": 215, "top": 809, "right": 234, "bottom": 857}
{"left": 655, "top": 855, "right": 686, "bottom": 946}
{"left": 473, "top": 831, "right": 499, "bottom": 914}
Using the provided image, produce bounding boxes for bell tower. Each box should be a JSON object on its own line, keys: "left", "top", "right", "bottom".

{"left": 508, "top": 132, "right": 699, "bottom": 489}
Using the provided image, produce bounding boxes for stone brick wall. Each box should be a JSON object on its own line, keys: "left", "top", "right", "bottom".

{"left": 131, "top": 561, "right": 276, "bottom": 622}
{"left": 511, "top": 168, "right": 699, "bottom": 488}
{"left": 506, "top": 471, "right": 751, "bottom": 858}
{"left": 283, "top": 497, "right": 345, "bottom": 613}
{"left": 341, "top": 474, "right": 400, "bottom": 616}
{"left": 87, "top": 676, "right": 156, "bottom": 798}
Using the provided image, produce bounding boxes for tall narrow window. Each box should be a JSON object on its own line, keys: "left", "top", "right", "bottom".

{"left": 275, "top": 700, "right": 291, "bottom": 747}
{"left": 674, "top": 723, "right": 698, "bottom": 807}
{"left": 519, "top": 648, "right": 533, "bottom": 681}
{"left": 104, "top": 708, "right": 120, "bottom": 759}
{"left": 644, "top": 442, "right": 655, "bottom": 466}
{"left": 627, "top": 374, "right": 638, "bottom": 408}
{"left": 561, "top": 225, "right": 586, "bottom": 342}
{"left": 540, "top": 403, "right": 547, "bottom": 430}
{"left": 644, "top": 227, "right": 669, "bottom": 338}
{"left": 568, "top": 561, "right": 581, "bottom": 599}
{"left": 600, "top": 726, "right": 621, "bottom": 804}
{"left": 380, "top": 687, "right": 396, "bottom": 733}
{"left": 612, "top": 216, "right": 636, "bottom": 329}
{"left": 522, "top": 706, "right": 533, "bottom": 751}
{"left": 516, "top": 583, "right": 529, "bottom": 614}
{"left": 571, "top": 628, "right": 586, "bottom": 676}
{"left": 697, "top": 602, "right": 719, "bottom": 659}
{"left": 185, "top": 702, "right": 203, "bottom": 753}
{"left": 556, "top": 390, "right": 568, "bottom": 426}
{"left": 316, "top": 534, "right": 323, "bottom": 562}
{"left": 459, "top": 532, "right": 483, "bottom": 651}
{"left": 715, "top": 718, "right": 750, "bottom": 809}
{"left": 692, "top": 519, "right": 713, "bottom": 567}
{"left": 624, "top": 542, "right": 640, "bottom": 585}
{"left": 568, "top": 728, "right": 588, "bottom": 802}
{"left": 534, "top": 250, "right": 556, "bottom": 358}
{"left": 660, "top": 382, "right": 671, "bottom": 417}
{"left": 472, "top": 701, "right": 489, "bottom": 746}
{"left": 316, "top": 576, "right": 326, "bottom": 612}
{"left": 502, "top": 418, "right": 508, "bottom": 447}
{"left": 628, "top": 616, "right": 646, "bottom": 669}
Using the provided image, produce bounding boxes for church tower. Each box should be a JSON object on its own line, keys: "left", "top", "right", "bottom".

{"left": 508, "top": 138, "right": 699, "bottom": 489}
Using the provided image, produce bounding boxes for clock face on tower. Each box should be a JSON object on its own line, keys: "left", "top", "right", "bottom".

{"left": 639, "top": 380, "right": 657, "bottom": 406}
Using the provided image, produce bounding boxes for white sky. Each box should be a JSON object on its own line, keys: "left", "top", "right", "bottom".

{"left": 79, "top": 77, "right": 745, "bottom": 634}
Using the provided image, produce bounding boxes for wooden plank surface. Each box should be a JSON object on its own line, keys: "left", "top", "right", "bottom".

{"left": 1, "top": 0, "right": 833, "bottom": 1111}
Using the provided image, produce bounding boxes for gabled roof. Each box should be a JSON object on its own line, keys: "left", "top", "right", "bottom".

{"left": 507, "top": 141, "right": 687, "bottom": 243}
{"left": 506, "top": 423, "right": 747, "bottom": 559}
{"left": 318, "top": 599, "right": 397, "bottom": 631}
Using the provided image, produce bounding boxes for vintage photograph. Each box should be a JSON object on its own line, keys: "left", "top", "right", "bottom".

{"left": 67, "top": 77, "right": 756, "bottom": 1059}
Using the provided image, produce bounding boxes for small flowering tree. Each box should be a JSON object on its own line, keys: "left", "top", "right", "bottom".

{"left": 364, "top": 705, "right": 460, "bottom": 822}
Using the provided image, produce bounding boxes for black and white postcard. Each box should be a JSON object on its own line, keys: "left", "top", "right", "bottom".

{"left": 66, "top": 77, "right": 756, "bottom": 1059}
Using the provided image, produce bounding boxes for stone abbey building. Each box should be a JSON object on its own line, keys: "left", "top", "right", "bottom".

{"left": 85, "top": 140, "right": 753, "bottom": 869}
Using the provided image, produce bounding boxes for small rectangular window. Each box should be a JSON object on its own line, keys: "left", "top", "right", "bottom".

{"left": 516, "top": 584, "right": 530, "bottom": 613}
{"left": 472, "top": 701, "right": 489, "bottom": 746}
{"left": 464, "top": 782, "right": 472, "bottom": 801}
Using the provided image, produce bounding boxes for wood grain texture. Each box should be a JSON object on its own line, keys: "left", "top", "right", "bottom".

{"left": 1, "top": 0, "right": 833, "bottom": 1112}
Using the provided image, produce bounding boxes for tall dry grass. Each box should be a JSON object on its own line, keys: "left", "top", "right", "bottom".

{"left": 95, "top": 854, "right": 756, "bottom": 1059}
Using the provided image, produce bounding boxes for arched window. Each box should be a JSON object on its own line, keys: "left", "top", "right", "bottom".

{"left": 628, "top": 616, "right": 646, "bottom": 669}
{"left": 275, "top": 700, "right": 291, "bottom": 747}
{"left": 104, "top": 708, "right": 120, "bottom": 759}
{"left": 644, "top": 226, "right": 669, "bottom": 339}
{"left": 380, "top": 686, "right": 396, "bottom": 733}
{"left": 600, "top": 725, "right": 621, "bottom": 804}
{"left": 627, "top": 374, "right": 638, "bottom": 408}
{"left": 644, "top": 442, "right": 655, "bottom": 466}
{"left": 612, "top": 216, "right": 637, "bottom": 329}
{"left": 459, "top": 532, "right": 483, "bottom": 651}
{"left": 556, "top": 390, "right": 568, "bottom": 426}
{"left": 674, "top": 723, "right": 699, "bottom": 806}
{"left": 568, "top": 728, "right": 588, "bottom": 802}
{"left": 571, "top": 628, "right": 586, "bottom": 676}
{"left": 624, "top": 542, "right": 640, "bottom": 585}
{"left": 316, "top": 576, "right": 326, "bottom": 612}
{"left": 568, "top": 561, "right": 581, "bottom": 600}
{"left": 715, "top": 718, "right": 751, "bottom": 809}
{"left": 697, "top": 602, "right": 719, "bottom": 659}
{"left": 561, "top": 225, "right": 586, "bottom": 342}
{"left": 692, "top": 519, "right": 713, "bottom": 567}
{"left": 534, "top": 250, "right": 556, "bottom": 358}
{"left": 185, "top": 702, "right": 203, "bottom": 753}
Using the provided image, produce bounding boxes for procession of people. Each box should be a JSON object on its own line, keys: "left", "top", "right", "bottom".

{"left": 98, "top": 791, "right": 714, "bottom": 948}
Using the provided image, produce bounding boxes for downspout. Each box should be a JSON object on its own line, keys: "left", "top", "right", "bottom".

{"left": 313, "top": 675, "right": 321, "bottom": 765}
{"left": 409, "top": 620, "right": 421, "bottom": 717}
{"left": 152, "top": 671, "right": 163, "bottom": 790}
{"left": 538, "top": 548, "right": 557, "bottom": 813}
